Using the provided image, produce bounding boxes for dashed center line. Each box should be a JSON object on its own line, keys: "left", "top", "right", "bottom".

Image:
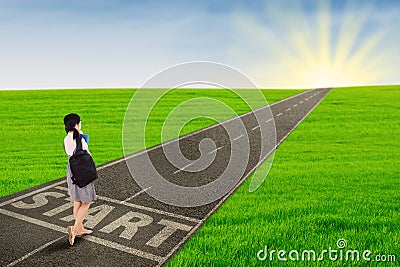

{"left": 276, "top": 112, "right": 283, "bottom": 117}
{"left": 265, "top": 118, "right": 273, "bottom": 123}
{"left": 305, "top": 98, "right": 309, "bottom": 101}
{"left": 251, "top": 125, "right": 260, "bottom": 131}
{"left": 300, "top": 101, "right": 304, "bottom": 104}
{"left": 293, "top": 104, "right": 298, "bottom": 107}
{"left": 232, "top": 134, "right": 245, "bottom": 141}
{"left": 173, "top": 162, "right": 195, "bottom": 174}
{"left": 286, "top": 108, "right": 291, "bottom": 112}
{"left": 207, "top": 146, "right": 224, "bottom": 155}
{"left": 121, "top": 186, "right": 152, "bottom": 204}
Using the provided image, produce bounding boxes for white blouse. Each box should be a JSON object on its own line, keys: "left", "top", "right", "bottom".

{"left": 64, "top": 132, "right": 89, "bottom": 156}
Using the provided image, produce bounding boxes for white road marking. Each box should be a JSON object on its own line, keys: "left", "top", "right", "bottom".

{"left": 121, "top": 186, "right": 152, "bottom": 204}
{"left": 286, "top": 108, "right": 291, "bottom": 112}
{"left": 0, "top": 207, "right": 164, "bottom": 263}
{"left": 54, "top": 186, "right": 200, "bottom": 223}
{"left": 251, "top": 125, "right": 260, "bottom": 131}
{"left": 300, "top": 101, "right": 304, "bottom": 104}
{"left": 54, "top": 186, "right": 68, "bottom": 191}
{"left": 99, "top": 211, "right": 153, "bottom": 240}
{"left": 232, "top": 134, "right": 244, "bottom": 141}
{"left": 97, "top": 158, "right": 127, "bottom": 171}
{"left": 173, "top": 162, "right": 195, "bottom": 174}
{"left": 0, "top": 207, "right": 64, "bottom": 232}
{"left": 7, "top": 236, "right": 65, "bottom": 267}
{"left": 276, "top": 112, "right": 283, "bottom": 117}
{"left": 11, "top": 192, "right": 65, "bottom": 209}
{"left": 0, "top": 180, "right": 65, "bottom": 208}
{"left": 293, "top": 104, "right": 298, "bottom": 107}
{"left": 305, "top": 98, "right": 309, "bottom": 101}
{"left": 86, "top": 235, "right": 163, "bottom": 263}
{"left": 146, "top": 219, "right": 193, "bottom": 248}
{"left": 265, "top": 118, "right": 273, "bottom": 123}
{"left": 207, "top": 146, "right": 224, "bottom": 155}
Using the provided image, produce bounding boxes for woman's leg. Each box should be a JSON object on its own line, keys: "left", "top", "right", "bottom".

{"left": 73, "top": 201, "right": 82, "bottom": 220}
{"left": 73, "top": 202, "right": 91, "bottom": 235}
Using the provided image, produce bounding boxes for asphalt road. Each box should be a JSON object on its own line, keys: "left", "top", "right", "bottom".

{"left": 0, "top": 88, "right": 331, "bottom": 266}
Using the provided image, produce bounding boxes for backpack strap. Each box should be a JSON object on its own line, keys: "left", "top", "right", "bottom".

{"left": 73, "top": 134, "right": 83, "bottom": 154}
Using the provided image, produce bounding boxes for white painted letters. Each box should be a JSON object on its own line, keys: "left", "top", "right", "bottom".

{"left": 100, "top": 211, "right": 153, "bottom": 240}
{"left": 146, "top": 219, "right": 192, "bottom": 247}
{"left": 11, "top": 192, "right": 65, "bottom": 209}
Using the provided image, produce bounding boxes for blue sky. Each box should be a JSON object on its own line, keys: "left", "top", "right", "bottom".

{"left": 0, "top": 0, "right": 399, "bottom": 89}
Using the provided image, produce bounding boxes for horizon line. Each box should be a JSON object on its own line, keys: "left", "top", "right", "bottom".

{"left": 0, "top": 84, "right": 399, "bottom": 91}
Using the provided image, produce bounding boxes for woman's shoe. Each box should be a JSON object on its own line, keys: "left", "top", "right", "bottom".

{"left": 67, "top": 226, "right": 75, "bottom": 245}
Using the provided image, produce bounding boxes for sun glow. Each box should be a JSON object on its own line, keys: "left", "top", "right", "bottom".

{"left": 299, "top": 66, "right": 354, "bottom": 87}
{"left": 230, "top": 0, "right": 394, "bottom": 88}
{"left": 290, "top": 0, "right": 387, "bottom": 88}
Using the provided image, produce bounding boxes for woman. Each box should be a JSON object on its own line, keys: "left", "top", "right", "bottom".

{"left": 63, "top": 113, "right": 96, "bottom": 246}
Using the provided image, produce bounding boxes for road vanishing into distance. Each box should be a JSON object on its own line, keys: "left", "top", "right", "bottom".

{"left": 0, "top": 88, "right": 331, "bottom": 266}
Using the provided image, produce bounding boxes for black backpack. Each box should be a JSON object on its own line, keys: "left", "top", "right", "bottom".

{"left": 69, "top": 135, "right": 98, "bottom": 188}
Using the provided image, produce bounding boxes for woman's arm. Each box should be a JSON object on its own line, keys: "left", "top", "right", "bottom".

{"left": 81, "top": 137, "right": 91, "bottom": 155}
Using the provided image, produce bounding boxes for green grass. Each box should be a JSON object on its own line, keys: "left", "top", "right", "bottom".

{"left": 1, "top": 86, "right": 398, "bottom": 266}
{"left": 167, "top": 85, "right": 400, "bottom": 266}
{"left": 0, "top": 88, "right": 301, "bottom": 196}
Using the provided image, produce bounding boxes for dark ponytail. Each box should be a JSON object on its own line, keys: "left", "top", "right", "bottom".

{"left": 63, "top": 113, "right": 81, "bottom": 140}
{"left": 72, "top": 128, "right": 80, "bottom": 140}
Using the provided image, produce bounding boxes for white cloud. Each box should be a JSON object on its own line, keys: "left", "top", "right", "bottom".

{"left": 0, "top": 1, "right": 232, "bottom": 89}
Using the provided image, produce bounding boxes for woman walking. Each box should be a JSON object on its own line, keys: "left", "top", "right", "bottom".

{"left": 63, "top": 113, "right": 96, "bottom": 245}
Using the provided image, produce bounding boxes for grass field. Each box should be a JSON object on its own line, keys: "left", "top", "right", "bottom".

{"left": 167, "top": 85, "right": 400, "bottom": 266}
{"left": 0, "top": 88, "right": 300, "bottom": 197}
{"left": 1, "top": 86, "right": 398, "bottom": 266}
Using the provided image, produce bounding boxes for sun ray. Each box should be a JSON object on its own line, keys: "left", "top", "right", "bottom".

{"left": 229, "top": 0, "right": 396, "bottom": 88}
{"left": 347, "top": 30, "right": 388, "bottom": 70}
{"left": 332, "top": 2, "right": 372, "bottom": 69}
{"left": 264, "top": 0, "right": 315, "bottom": 63}
{"left": 317, "top": 0, "right": 331, "bottom": 67}
{"left": 230, "top": 13, "right": 294, "bottom": 62}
